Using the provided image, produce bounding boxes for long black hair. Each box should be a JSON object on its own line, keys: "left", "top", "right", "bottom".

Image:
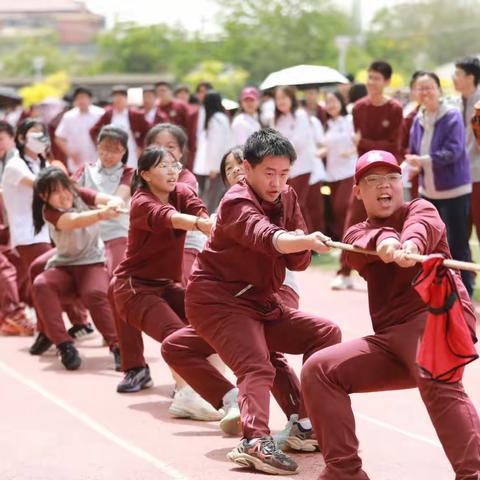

{"left": 32, "top": 166, "right": 76, "bottom": 234}
{"left": 220, "top": 146, "right": 244, "bottom": 186}
{"left": 15, "top": 118, "right": 50, "bottom": 172}
{"left": 131, "top": 145, "right": 176, "bottom": 194}
{"left": 97, "top": 125, "right": 129, "bottom": 165}
{"left": 325, "top": 91, "right": 348, "bottom": 131}
{"left": 274, "top": 85, "right": 299, "bottom": 124}
{"left": 144, "top": 123, "right": 188, "bottom": 166}
{"left": 204, "top": 91, "right": 225, "bottom": 129}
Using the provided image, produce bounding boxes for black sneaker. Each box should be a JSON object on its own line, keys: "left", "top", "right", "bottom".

{"left": 227, "top": 435, "right": 299, "bottom": 475}
{"left": 68, "top": 323, "right": 94, "bottom": 341}
{"left": 117, "top": 365, "right": 153, "bottom": 393}
{"left": 29, "top": 332, "right": 53, "bottom": 355}
{"left": 57, "top": 342, "right": 81, "bottom": 371}
{"left": 111, "top": 347, "right": 121, "bottom": 372}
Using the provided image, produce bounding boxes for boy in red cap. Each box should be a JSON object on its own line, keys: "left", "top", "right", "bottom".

{"left": 162, "top": 128, "right": 341, "bottom": 476}
{"left": 302, "top": 149, "right": 480, "bottom": 479}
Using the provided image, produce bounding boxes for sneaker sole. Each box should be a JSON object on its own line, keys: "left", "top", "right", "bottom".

{"left": 117, "top": 379, "right": 154, "bottom": 394}
{"left": 227, "top": 452, "right": 299, "bottom": 475}
{"left": 168, "top": 405, "right": 224, "bottom": 421}
{"left": 220, "top": 413, "right": 242, "bottom": 436}
{"left": 285, "top": 437, "right": 319, "bottom": 452}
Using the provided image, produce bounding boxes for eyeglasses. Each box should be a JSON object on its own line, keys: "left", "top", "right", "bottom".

{"left": 157, "top": 161, "right": 183, "bottom": 172}
{"left": 363, "top": 173, "right": 402, "bottom": 186}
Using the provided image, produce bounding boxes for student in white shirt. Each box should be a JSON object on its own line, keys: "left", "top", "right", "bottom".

{"left": 322, "top": 91, "right": 357, "bottom": 242}
{"left": 55, "top": 87, "right": 104, "bottom": 172}
{"left": 194, "top": 91, "right": 232, "bottom": 212}
{"left": 274, "top": 86, "right": 315, "bottom": 215}
{"left": 232, "top": 87, "right": 261, "bottom": 145}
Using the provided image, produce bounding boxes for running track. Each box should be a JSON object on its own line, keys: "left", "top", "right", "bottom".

{"left": 1, "top": 268, "right": 478, "bottom": 479}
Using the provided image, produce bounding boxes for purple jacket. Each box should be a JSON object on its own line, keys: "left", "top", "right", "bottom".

{"left": 409, "top": 107, "right": 471, "bottom": 191}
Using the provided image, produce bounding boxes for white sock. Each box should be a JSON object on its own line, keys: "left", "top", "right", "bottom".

{"left": 247, "top": 437, "right": 261, "bottom": 446}
{"left": 222, "top": 387, "right": 239, "bottom": 408}
{"left": 298, "top": 418, "right": 312, "bottom": 430}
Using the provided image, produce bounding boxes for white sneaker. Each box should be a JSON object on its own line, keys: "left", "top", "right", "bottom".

{"left": 219, "top": 401, "right": 241, "bottom": 436}
{"left": 169, "top": 386, "right": 224, "bottom": 421}
{"left": 330, "top": 274, "right": 353, "bottom": 290}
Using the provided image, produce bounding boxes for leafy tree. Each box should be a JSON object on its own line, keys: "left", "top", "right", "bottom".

{"left": 213, "top": 0, "right": 356, "bottom": 83}
{"left": 366, "top": 0, "right": 480, "bottom": 75}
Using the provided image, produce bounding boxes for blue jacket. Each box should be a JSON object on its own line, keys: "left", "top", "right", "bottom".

{"left": 409, "top": 107, "right": 471, "bottom": 191}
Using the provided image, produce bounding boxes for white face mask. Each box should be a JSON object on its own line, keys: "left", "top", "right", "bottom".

{"left": 25, "top": 132, "right": 49, "bottom": 155}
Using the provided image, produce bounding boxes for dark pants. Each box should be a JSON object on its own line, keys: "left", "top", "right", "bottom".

{"left": 0, "top": 251, "right": 21, "bottom": 320}
{"left": 305, "top": 181, "right": 325, "bottom": 233}
{"left": 424, "top": 194, "right": 474, "bottom": 296}
{"left": 32, "top": 263, "right": 118, "bottom": 347}
{"left": 328, "top": 176, "right": 354, "bottom": 241}
{"left": 288, "top": 174, "right": 311, "bottom": 223}
{"left": 302, "top": 314, "right": 480, "bottom": 480}
{"left": 111, "top": 276, "right": 187, "bottom": 372}
{"left": 161, "top": 280, "right": 341, "bottom": 438}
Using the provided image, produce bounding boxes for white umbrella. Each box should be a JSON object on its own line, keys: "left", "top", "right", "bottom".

{"left": 259, "top": 64, "right": 349, "bottom": 91}
{"left": 222, "top": 98, "right": 239, "bottom": 111}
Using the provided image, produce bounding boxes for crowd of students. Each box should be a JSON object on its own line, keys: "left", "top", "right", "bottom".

{"left": 0, "top": 57, "right": 479, "bottom": 479}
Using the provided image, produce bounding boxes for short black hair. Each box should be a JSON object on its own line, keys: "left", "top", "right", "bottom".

{"left": 0, "top": 120, "right": 14, "bottom": 137}
{"left": 243, "top": 128, "right": 296, "bottom": 167}
{"left": 348, "top": 83, "right": 367, "bottom": 104}
{"left": 418, "top": 71, "right": 441, "bottom": 89}
{"left": 409, "top": 70, "right": 426, "bottom": 89}
{"left": 174, "top": 84, "right": 190, "bottom": 95}
{"left": 111, "top": 85, "right": 128, "bottom": 96}
{"left": 142, "top": 85, "right": 156, "bottom": 94}
{"left": 155, "top": 81, "right": 172, "bottom": 90}
{"left": 97, "top": 125, "right": 129, "bottom": 164}
{"left": 195, "top": 81, "right": 213, "bottom": 93}
{"left": 368, "top": 60, "right": 393, "bottom": 80}
{"left": 455, "top": 56, "right": 480, "bottom": 86}
{"left": 72, "top": 86, "right": 92, "bottom": 99}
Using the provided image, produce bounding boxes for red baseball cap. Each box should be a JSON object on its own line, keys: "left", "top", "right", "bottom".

{"left": 240, "top": 86, "right": 259, "bottom": 101}
{"left": 354, "top": 150, "right": 401, "bottom": 184}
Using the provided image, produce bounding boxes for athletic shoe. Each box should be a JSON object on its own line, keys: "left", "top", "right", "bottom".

{"left": 330, "top": 274, "right": 353, "bottom": 291}
{"left": 116, "top": 365, "right": 153, "bottom": 393}
{"left": 0, "top": 320, "right": 20, "bottom": 336}
{"left": 285, "top": 421, "right": 318, "bottom": 452}
{"left": 57, "top": 342, "right": 81, "bottom": 371}
{"left": 29, "top": 332, "right": 53, "bottom": 355}
{"left": 227, "top": 436, "right": 299, "bottom": 475}
{"left": 219, "top": 397, "right": 242, "bottom": 436}
{"left": 4, "top": 309, "right": 34, "bottom": 336}
{"left": 68, "top": 323, "right": 94, "bottom": 341}
{"left": 111, "top": 347, "right": 122, "bottom": 372}
{"left": 169, "top": 385, "right": 224, "bottom": 421}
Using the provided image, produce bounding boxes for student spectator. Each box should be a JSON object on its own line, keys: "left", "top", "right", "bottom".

{"left": 55, "top": 87, "right": 104, "bottom": 171}
{"left": 90, "top": 85, "right": 151, "bottom": 168}
{"left": 453, "top": 57, "right": 480, "bottom": 241}
{"left": 231, "top": 87, "right": 261, "bottom": 145}
{"left": 406, "top": 72, "right": 473, "bottom": 295}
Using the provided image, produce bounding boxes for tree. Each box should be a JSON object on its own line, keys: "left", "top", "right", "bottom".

{"left": 366, "top": 0, "right": 480, "bottom": 75}
{"left": 213, "top": 0, "right": 356, "bottom": 83}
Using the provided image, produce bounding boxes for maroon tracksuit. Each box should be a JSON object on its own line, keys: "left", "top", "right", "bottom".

{"left": 32, "top": 189, "right": 117, "bottom": 347}
{"left": 302, "top": 199, "right": 480, "bottom": 480}
{"left": 161, "top": 179, "right": 341, "bottom": 438}
{"left": 338, "top": 97, "right": 403, "bottom": 276}
{"left": 112, "top": 183, "right": 207, "bottom": 372}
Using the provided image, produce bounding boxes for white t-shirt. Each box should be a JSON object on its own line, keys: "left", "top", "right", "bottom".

{"left": 144, "top": 108, "right": 156, "bottom": 124}
{"left": 55, "top": 105, "right": 104, "bottom": 171}
{"left": 323, "top": 115, "right": 357, "bottom": 182}
{"left": 232, "top": 113, "right": 260, "bottom": 145}
{"left": 275, "top": 108, "right": 316, "bottom": 179}
{"left": 1, "top": 154, "right": 50, "bottom": 247}
{"left": 309, "top": 116, "right": 327, "bottom": 185}
{"left": 111, "top": 109, "right": 138, "bottom": 168}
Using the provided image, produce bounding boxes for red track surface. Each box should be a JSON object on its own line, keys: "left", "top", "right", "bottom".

{"left": 1, "top": 268, "right": 479, "bottom": 479}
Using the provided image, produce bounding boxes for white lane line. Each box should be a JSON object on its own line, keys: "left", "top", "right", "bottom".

{"left": 0, "top": 360, "right": 188, "bottom": 480}
{"left": 355, "top": 411, "right": 441, "bottom": 448}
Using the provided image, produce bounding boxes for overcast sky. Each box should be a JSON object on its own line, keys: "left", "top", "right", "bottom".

{"left": 84, "top": 0, "right": 394, "bottom": 32}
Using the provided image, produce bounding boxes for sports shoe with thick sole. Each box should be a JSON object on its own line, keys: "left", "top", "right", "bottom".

{"left": 169, "top": 386, "right": 224, "bottom": 421}
{"left": 58, "top": 342, "right": 81, "bottom": 371}
{"left": 219, "top": 403, "right": 242, "bottom": 436}
{"left": 117, "top": 366, "right": 153, "bottom": 393}
{"left": 29, "top": 332, "right": 53, "bottom": 355}
{"left": 227, "top": 436, "right": 298, "bottom": 475}
{"left": 285, "top": 422, "right": 319, "bottom": 452}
